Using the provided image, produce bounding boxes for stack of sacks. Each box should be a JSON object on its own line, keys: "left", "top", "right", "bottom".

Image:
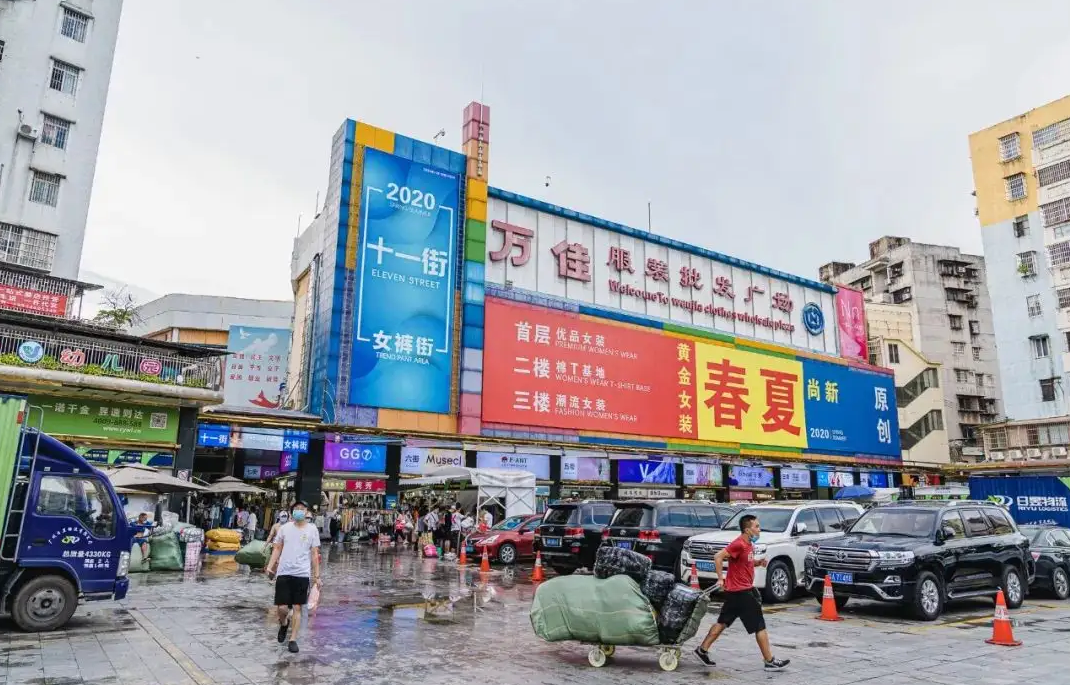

{"left": 205, "top": 528, "right": 241, "bottom": 552}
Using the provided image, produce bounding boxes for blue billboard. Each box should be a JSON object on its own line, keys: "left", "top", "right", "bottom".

{"left": 802, "top": 360, "right": 901, "bottom": 460}
{"left": 618, "top": 459, "right": 677, "bottom": 484}
{"left": 349, "top": 147, "right": 459, "bottom": 413}
{"left": 969, "top": 476, "right": 1070, "bottom": 528}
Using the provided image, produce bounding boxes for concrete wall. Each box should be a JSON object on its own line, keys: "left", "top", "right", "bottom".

{"left": 132, "top": 294, "right": 293, "bottom": 339}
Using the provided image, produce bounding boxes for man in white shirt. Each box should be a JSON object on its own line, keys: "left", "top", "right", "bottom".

{"left": 245, "top": 510, "right": 258, "bottom": 544}
{"left": 265, "top": 501, "right": 321, "bottom": 654}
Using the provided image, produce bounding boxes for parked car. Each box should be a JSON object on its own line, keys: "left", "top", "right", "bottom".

{"left": 534, "top": 500, "right": 615, "bottom": 574}
{"left": 804, "top": 500, "right": 1034, "bottom": 620}
{"left": 465, "top": 514, "right": 543, "bottom": 565}
{"left": 603, "top": 500, "right": 736, "bottom": 579}
{"left": 682, "top": 501, "right": 863, "bottom": 602}
{"left": 1020, "top": 525, "right": 1070, "bottom": 600}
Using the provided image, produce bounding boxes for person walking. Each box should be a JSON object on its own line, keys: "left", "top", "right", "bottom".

{"left": 694, "top": 513, "right": 789, "bottom": 671}
{"left": 265, "top": 501, "right": 321, "bottom": 654}
{"left": 245, "top": 508, "right": 258, "bottom": 544}
{"left": 267, "top": 511, "right": 288, "bottom": 544}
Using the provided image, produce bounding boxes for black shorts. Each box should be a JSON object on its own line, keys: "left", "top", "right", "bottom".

{"left": 274, "top": 575, "right": 310, "bottom": 607}
{"left": 716, "top": 589, "right": 766, "bottom": 634}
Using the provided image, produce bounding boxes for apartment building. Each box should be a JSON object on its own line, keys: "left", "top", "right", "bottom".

{"left": 132, "top": 294, "right": 293, "bottom": 347}
{"left": 823, "top": 236, "right": 1001, "bottom": 459}
{"left": 0, "top": 0, "right": 124, "bottom": 279}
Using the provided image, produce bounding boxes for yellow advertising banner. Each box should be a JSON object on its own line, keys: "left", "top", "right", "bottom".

{"left": 694, "top": 344, "right": 807, "bottom": 447}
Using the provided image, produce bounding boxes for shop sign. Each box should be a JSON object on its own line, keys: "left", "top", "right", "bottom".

{"left": 683, "top": 462, "right": 723, "bottom": 487}
{"left": 816, "top": 470, "right": 855, "bottom": 488}
{"left": 196, "top": 423, "right": 231, "bottom": 448}
{"left": 34, "top": 396, "right": 178, "bottom": 443}
{"left": 75, "top": 447, "right": 173, "bottom": 467}
{"left": 400, "top": 447, "right": 463, "bottom": 474}
{"left": 560, "top": 456, "right": 611, "bottom": 482}
{"left": 835, "top": 286, "right": 867, "bottom": 362}
{"left": 860, "top": 471, "right": 888, "bottom": 488}
{"left": 729, "top": 490, "right": 754, "bottom": 501}
{"left": 475, "top": 452, "right": 550, "bottom": 479}
{"left": 279, "top": 452, "right": 299, "bottom": 473}
{"left": 349, "top": 148, "right": 459, "bottom": 414}
{"left": 384, "top": 495, "right": 398, "bottom": 509}
{"left": 0, "top": 285, "right": 67, "bottom": 317}
{"left": 224, "top": 326, "right": 290, "bottom": 409}
{"left": 481, "top": 297, "right": 900, "bottom": 458}
{"left": 618, "top": 486, "right": 675, "bottom": 499}
{"left": 345, "top": 479, "right": 386, "bottom": 492}
{"left": 485, "top": 197, "right": 838, "bottom": 353}
{"left": 728, "top": 466, "right": 774, "bottom": 489}
{"left": 780, "top": 468, "right": 812, "bottom": 489}
{"left": 322, "top": 478, "right": 347, "bottom": 491}
{"left": 324, "top": 443, "right": 387, "bottom": 473}
{"left": 243, "top": 465, "right": 263, "bottom": 479}
{"left": 229, "top": 428, "right": 309, "bottom": 453}
{"left": 618, "top": 458, "right": 677, "bottom": 485}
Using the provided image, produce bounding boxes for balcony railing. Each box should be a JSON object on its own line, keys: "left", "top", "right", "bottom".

{"left": 0, "top": 325, "right": 222, "bottom": 390}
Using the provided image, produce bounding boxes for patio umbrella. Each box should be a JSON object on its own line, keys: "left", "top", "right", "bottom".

{"left": 105, "top": 463, "right": 207, "bottom": 494}
{"left": 833, "top": 485, "right": 877, "bottom": 500}
{"left": 205, "top": 475, "right": 271, "bottom": 495}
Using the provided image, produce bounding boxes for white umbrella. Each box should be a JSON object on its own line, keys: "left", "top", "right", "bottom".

{"left": 105, "top": 463, "right": 206, "bottom": 494}
{"left": 205, "top": 475, "right": 271, "bottom": 495}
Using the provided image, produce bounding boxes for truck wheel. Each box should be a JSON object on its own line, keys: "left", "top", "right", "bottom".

{"left": 762, "top": 560, "right": 794, "bottom": 603}
{"left": 12, "top": 575, "right": 78, "bottom": 632}
{"left": 911, "top": 571, "right": 943, "bottom": 621}
{"left": 1001, "top": 565, "right": 1025, "bottom": 609}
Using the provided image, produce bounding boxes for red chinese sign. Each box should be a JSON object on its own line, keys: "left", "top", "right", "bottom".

{"left": 0, "top": 285, "right": 67, "bottom": 317}
{"left": 345, "top": 479, "right": 386, "bottom": 493}
{"left": 482, "top": 297, "right": 697, "bottom": 439}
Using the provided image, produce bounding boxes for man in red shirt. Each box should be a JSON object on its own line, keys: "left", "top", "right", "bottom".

{"left": 694, "top": 514, "right": 789, "bottom": 671}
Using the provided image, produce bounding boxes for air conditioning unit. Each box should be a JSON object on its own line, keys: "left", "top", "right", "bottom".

{"left": 16, "top": 124, "right": 38, "bottom": 141}
{"left": 1053, "top": 446, "right": 1068, "bottom": 458}
{"left": 1027, "top": 448, "right": 1043, "bottom": 459}
{"left": 1007, "top": 449, "right": 1024, "bottom": 461}
{"left": 956, "top": 266, "right": 967, "bottom": 275}
{"left": 989, "top": 451, "right": 1005, "bottom": 462}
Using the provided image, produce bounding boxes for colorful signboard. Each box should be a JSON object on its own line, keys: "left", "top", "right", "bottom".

{"left": 224, "top": 326, "right": 290, "bottom": 409}
{"left": 323, "top": 443, "right": 388, "bottom": 473}
{"left": 346, "top": 479, "right": 387, "bottom": 493}
{"left": 196, "top": 423, "right": 231, "bottom": 448}
{"left": 32, "top": 396, "right": 178, "bottom": 443}
{"left": 228, "top": 428, "right": 309, "bottom": 453}
{"left": 481, "top": 297, "right": 900, "bottom": 459}
{"left": 243, "top": 465, "right": 280, "bottom": 480}
{"left": 618, "top": 459, "right": 677, "bottom": 484}
{"left": 835, "top": 286, "right": 868, "bottom": 363}
{"left": 816, "top": 470, "right": 855, "bottom": 488}
{"left": 76, "top": 447, "right": 173, "bottom": 467}
{"left": 279, "top": 452, "right": 299, "bottom": 474}
{"left": 349, "top": 147, "right": 459, "bottom": 413}
{"left": 0, "top": 285, "right": 67, "bottom": 317}
{"left": 560, "top": 456, "right": 611, "bottom": 482}
{"left": 485, "top": 196, "right": 838, "bottom": 354}
{"left": 683, "top": 462, "right": 723, "bottom": 487}
{"left": 860, "top": 471, "right": 889, "bottom": 488}
{"left": 400, "top": 447, "right": 464, "bottom": 474}
{"left": 728, "top": 466, "right": 774, "bottom": 488}
{"left": 780, "top": 468, "right": 812, "bottom": 489}
{"left": 969, "top": 477, "right": 1070, "bottom": 527}
{"left": 475, "top": 452, "right": 551, "bottom": 479}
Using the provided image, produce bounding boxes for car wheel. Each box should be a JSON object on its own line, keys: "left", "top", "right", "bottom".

{"left": 12, "top": 575, "right": 78, "bottom": 632}
{"left": 1053, "top": 567, "right": 1070, "bottom": 600}
{"left": 497, "top": 543, "right": 517, "bottom": 565}
{"left": 762, "top": 560, "right": 794, "bottom": 604}
{"left": 911, "top": 571, "right": 943, "bottom": 621}
{"left": 1002, "top": 565, "right": 1025, "bottom": 609}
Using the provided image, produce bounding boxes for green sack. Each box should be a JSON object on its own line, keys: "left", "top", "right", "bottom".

{"left": 129, "top": 542, "right": 150, "bottom": 573}
{"left": 530, "top": 574, "right": 661, "bottom": 646}
{"left": 235, "top": 540, "right": 271, "bottom": 568}
{"left": 149, "top": 533, "right": 183, "bottom": 571}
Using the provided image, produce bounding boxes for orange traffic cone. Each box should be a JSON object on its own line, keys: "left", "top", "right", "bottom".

{"left": 459, "top": 545, "right": 467, "bottom": 565}
{"left": 817, "top": 575, "right": 843, "bottom": 622}
{"left": 531, "top": 552, "right": 545, "bottom": 581}
{"left": 985, "top": 590, "right": 1022, "bottom": 646}
{"left": 689, "top": 562, "right": 700, "bottom": 590}
{"left": 480, "top": 546, "right": 490, "bottom": 573}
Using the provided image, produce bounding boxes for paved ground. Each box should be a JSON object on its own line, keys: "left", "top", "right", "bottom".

{"left": 1, "top": 544, "right": 1068, "bottom": 684}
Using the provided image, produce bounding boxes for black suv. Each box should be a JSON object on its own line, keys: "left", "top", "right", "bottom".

{"left": 534, "top": 500, "right": 615, "bottom": 574}
{"left": 804, "top": 500, "right": 1034, "bottom": 620}
{"left": 603, "top": 500, "right": 736, "bottom": 579}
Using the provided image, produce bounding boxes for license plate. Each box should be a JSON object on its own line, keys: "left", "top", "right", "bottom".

{"left": 696, "top": 561, "right": 715, "bottom": 572}
{"left": 543, "top": 537, "right": 561, "bottom": 547}
{"left": 830, "top": 572, "right": 853, "bottom": 584}
{"left": 616, "top": 541, "right": 632, "bottom": 550}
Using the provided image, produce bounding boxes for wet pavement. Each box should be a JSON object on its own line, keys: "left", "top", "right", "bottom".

{"left": 2, "top": 544, "right": 1069, "bottom": 684}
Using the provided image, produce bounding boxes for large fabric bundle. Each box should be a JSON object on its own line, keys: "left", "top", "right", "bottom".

{"left": 657, "top": 584, "right": 707, "bottom": 644}
{"left": 205, "top": 528, "right": 241, "bottom": 544}
{"left": 235, "top": 540, "right": 271, "bottom": 568}
{"left": 129, "top": 542, "right": 150, "bottom": 573}
{"left": 641, "top": 569, "right": 676, "bottom": 610}
{"left": 178, "top": 527, "right": 205, "bottom": 544}
{"left": 530, "top": 575, "right": 660, "bottom": 646}
{"left": 594, "top": 545, "right": 651, "bottom": 583}
{"left": 207, "top": 540, "right": 241, "bottom": 552}
{"left": 150, "top": 534, "right": 184, "bottom": 571}
{"left": 148, "top": 523, "right": 174, "bottom": 539}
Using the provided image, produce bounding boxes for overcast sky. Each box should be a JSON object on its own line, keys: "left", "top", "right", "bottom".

{"left": 80, "top": 1, "right": 1070, "bottom": 303}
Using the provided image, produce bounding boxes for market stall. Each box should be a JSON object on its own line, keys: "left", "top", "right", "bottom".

{"left": 402, "top": 466, "right": 537, "bottom": 518}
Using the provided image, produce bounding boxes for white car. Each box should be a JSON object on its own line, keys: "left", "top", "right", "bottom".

{"left": 680, "top": 501, "right": 864, "bottom": 603}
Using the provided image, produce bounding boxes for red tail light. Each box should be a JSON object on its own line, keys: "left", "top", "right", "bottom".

{"left": 565, "top": 527, "right": 584, "bottom": 537}
{"left": 638, "top": 530, "right": 661, "bottom": 542}
{"left": 1031, "top": 552, "right": 1041, "bottom": 561}
{"left": 602, "top": 529, "right": 610, "bottom": 540}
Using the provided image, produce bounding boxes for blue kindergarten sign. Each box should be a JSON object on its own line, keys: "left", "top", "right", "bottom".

{"left": 350, "top": 148, "right": 459, "bottom": 413}
{"left": 968, "top": 476, "right": 1070, "bottom": 528}
{"left": 802, "top": 360, "right": 901, "bottom": 460}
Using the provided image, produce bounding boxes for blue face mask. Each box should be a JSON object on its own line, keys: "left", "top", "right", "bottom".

{"left": 292, "top": 510, "right": 306, "bottom": 522}
{"left": 749, "top": 534, "right": 760, "bottom": 543}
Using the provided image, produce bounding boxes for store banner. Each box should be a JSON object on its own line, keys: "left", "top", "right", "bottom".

{"left": 323, "top": 443, "right": 387, "bottom": 473}
{"left": 860, "top": 471, "right": 889, "bottom": 488}
{"left": 728, "top": 466, "right": 774, "bottom": 488}
{"left": 683, "top": 462, "right": 723, "bottom": 487}
{"left": 400, "top": 447, "right": 464, "bottom": 474}
{"left": 197, "top": 423, "right": 231, "bottom": 448}
{"left": 349, "top": 148, "right": 459, "bottom": 414}
{"left": 618, "top": 459, "right": 678, "bottom": 485}
{"left": 224, "top": 326, "right": 290, "bottom": 409}
{"left": 816, "top": 470, "right": 855, "bottom": 488}
{"left": 780, "top": 468, "right": 812, "bottom": 489}
{"left": 729, "top": 490, "right": 754, "bottom": 501}
{"left": 835, "top": 286, "right": 868, "bottom": 363}
{"left": 619, "top": 487, "right": 676, "bottom": 499}
{"left": 279, "top": 452, "right": 299, "bottom": 473}
{"left": 76, "top": 447, "right": 173, "bottom": 467}
{"left": 560, "top": 456, "right": 610, "bottom": 482}
{"left": 345, "top": 479, "right": 386, "bottom": 493}
{"left": 0, "top": 285, "right": 67, "bottom": 317}
{"left": 802, "top": 359, "right": 900, "bottom": 459}
{"left": 322, "top": 477, "right": 347, "bottom": 492}
{"left": 475, "top": 452, "right": 551, "bottom": 480}
{"left": 32, "top": 396, "right": 178, "bottom": 443}
{"left": 229, "top": 428, "right": 310, "bottom": 453}
{"left": 969, "top": 476, "right": 1070, "bottom": 527}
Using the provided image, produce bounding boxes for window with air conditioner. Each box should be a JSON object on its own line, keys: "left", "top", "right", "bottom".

{"left": 1005, "top": 173, "right": 1027, "bottom": 201}
{"left": 1038, "top": 159, "right": 1070, "bottom": 188}
{"left": 1032, "top": 335, "right": 1051, "bottom": 359}
{"left": 999, "top": 132, "right": 1021, "bottom": 161}
{"left": 1027, "top": 294, "right": 1043, "bottom": 317}
{"left": 1017, "top": 251, "right": 1038, "bottom": 277}
{"left": 1041, "top": 378, "right": 1058, "bottom": 402}
{"left": 29, "top": 171, "right": 61, "bottom": 207}
{"left": 60, "top": 7, "right": 90, "bottom": 43}
{"left": 1027, "top": 426, "right": 1041, "bottom": 446}
{"left": 41, "top": 115, "right": 71, "bottom": 151}
{"left": 1013, "top": 215, "right": 1029, "bottom": 237}
{"left": 48, "top": 60, "right": 81, "bottom": 96}
{"left": 986, "top": 427, "right": 1008, "bottom": 450}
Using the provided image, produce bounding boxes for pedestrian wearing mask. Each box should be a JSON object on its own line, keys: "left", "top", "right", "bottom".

{"left": 265, "top": 501, "right": 321, "bottom": 654}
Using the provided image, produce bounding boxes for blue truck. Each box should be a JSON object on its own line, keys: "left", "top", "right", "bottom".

{"left": 0, "top": 394, "right": 131, "bottom": 631}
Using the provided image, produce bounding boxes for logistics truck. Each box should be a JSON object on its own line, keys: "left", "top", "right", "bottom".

{"left": 0, "top": 393, "right": 130, "bottom": 631}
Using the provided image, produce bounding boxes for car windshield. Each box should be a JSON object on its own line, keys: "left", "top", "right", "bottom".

{"left": 722, "top": 507, "right": 794, "bottom": 533}
{"left": 493, "top": 516, "right": 528, "bottom": 531}
{"left": 543, "top": 507, "right": 577, "bottom": 525}
{"left": 849, "top": 508, "right": 936, "bottom": 537}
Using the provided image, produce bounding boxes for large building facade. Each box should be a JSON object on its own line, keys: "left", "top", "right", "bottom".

{"left": 825, "top": 237, "right": 1001, "bottom": 459}
{"left": 0, "top": 0, "right": 124, "bottom": 279}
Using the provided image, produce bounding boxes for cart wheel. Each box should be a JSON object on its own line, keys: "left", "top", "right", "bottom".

{"left": 600, "top": 645, "right": 615, "bottom": 658}
{"left": 588, "top": 646, "right": 607, "bottom": 667}
{"left": 658, "top": 649, "right": 679, "bottom": 672}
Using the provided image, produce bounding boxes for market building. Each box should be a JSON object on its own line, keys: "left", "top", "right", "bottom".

{"left": 284, "top": 102, "right": 914, "bottom": 511}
